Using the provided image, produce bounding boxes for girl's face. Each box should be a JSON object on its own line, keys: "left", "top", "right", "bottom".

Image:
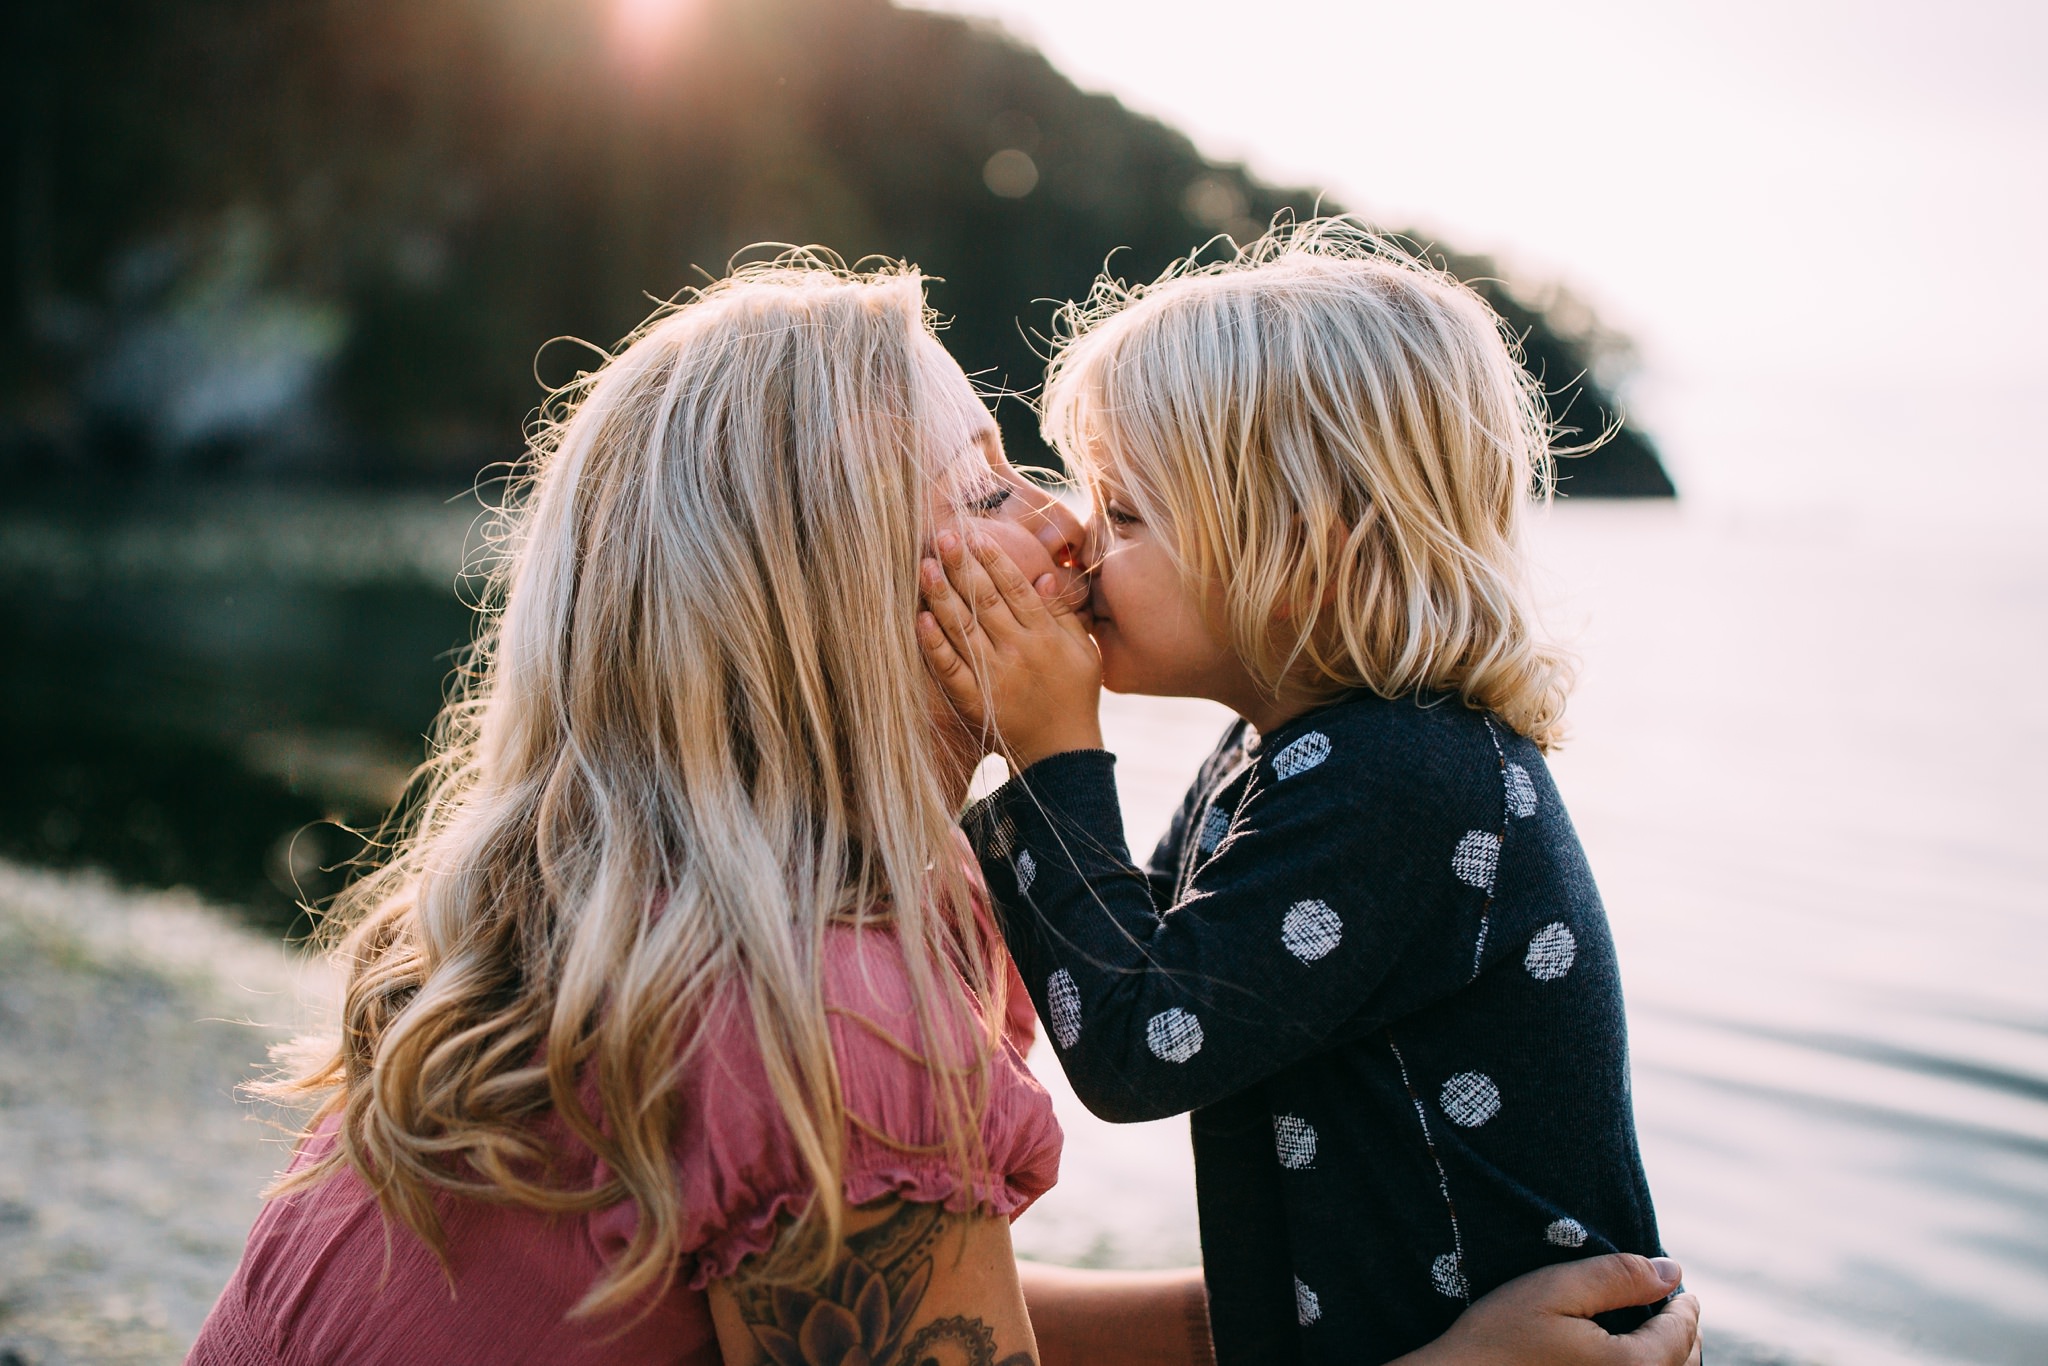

{"left": 1086, "top": 469, "right": 1258, "bottom": 709}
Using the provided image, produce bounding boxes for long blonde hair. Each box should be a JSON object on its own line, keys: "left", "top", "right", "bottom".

{"left": 271, "top": 254, "right": 1000, "bottom": 1316}
{"left": 1044, "top": 218, "right": 1574, "bottom": 748}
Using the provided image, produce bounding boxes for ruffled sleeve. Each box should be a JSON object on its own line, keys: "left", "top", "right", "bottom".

{"left": 587, "top": 923, "right": 1062, "bottom": 1292}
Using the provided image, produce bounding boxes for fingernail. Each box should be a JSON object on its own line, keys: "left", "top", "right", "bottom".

{"left": 936, "top": 530, "right": 958, "bottom": 554}
{"left": 1650, "top": 1257, "right": 1682, "bottom": 1286}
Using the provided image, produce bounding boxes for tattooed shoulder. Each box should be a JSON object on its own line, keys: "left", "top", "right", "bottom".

{"left": 723, "top": 1198, "right": 1034, "bottom": 1366}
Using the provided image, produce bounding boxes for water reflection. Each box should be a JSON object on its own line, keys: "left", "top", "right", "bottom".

{"left": 1, "top": 494, "right": 2043, "bottom": 1362}
{"left": 0, "top": 489, "right": 479, "bottom": 928}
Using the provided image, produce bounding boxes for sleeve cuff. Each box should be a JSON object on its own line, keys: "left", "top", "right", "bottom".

{"left": 962, "top": 748, "right": 1125, "bottom": 865}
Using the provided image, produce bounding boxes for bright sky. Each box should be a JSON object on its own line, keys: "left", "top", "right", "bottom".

{"left": 908, "top": 0, "right": 2048, "bottom": 512}
{"left": 908, "top": 0, "right": 2047, "bottom": 379}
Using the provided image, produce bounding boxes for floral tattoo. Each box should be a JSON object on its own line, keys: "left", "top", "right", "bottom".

{"left": 729, "top": 1200, "right": 1033, "bottom": 1366}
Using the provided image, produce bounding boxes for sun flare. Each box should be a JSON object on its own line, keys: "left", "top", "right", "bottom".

{"left": 610, "top": 0, "right": 703, "bottom": 70}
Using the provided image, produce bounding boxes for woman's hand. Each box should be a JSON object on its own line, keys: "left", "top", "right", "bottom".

{"left": 1397, "top": 1255, "right": 1701, "bottom": 1366}
{"left": 919, "top": 528, "right": 1105, "bottom": 769}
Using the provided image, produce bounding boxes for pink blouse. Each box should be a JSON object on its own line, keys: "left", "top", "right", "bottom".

{"left": 188, "top": 927, "right": 1061, "bottom": 1365}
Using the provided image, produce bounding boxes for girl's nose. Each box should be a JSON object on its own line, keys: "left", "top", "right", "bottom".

{"left": 1078, "top": 517, "right": 1109, "bottom": 577}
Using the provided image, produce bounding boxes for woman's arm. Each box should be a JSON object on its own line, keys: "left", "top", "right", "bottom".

{"left": 1012, "top": 1254, "right": 1697, "bottom": 1366}
{"left": 710, "top": 1197, "right": 1038, "bottom": 1366}
{"left": 1018, "top": 1262, "right": 1215, "bottom": 1366}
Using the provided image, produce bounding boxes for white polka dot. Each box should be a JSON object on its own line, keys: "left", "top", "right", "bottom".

{"left": 1145, "top": 1007, "right": 1204, "bottom": 1063}
{"left": 1546, "top": 1218, "right": 1588, "bottom": 1248}
{"left": 1451, "top": 830, "right": 1500, "bottom": 892}
{"left": 1047, "top": 968, "right": 1082, "bottom": 1048}
{"left": 1506, "top": 762, "right": 1538, "bottom": 818}
{"left": 1431, "top": 1252, "right": 1469, "bottom": 1299}
{"left": 1286, "top": 1269, "right": 1318, "bottom": 1327}
{"left": 1281, "top": 899, "right": 1343, "bottom": 963}
{"left": 1295, "top": 1275, "right": 1322, "bottom": 1325}
{"left": 1014, "top": 849, "right": 1036, "bottom": 894}
{"left": 1439, "top": 1071, "right": 1501, "bottom": 1128}
{"left": 1273, "top": 1114, "right": 1318, "bottom": 1169}
{"left": 1272, "top": 731, "right": 1332, "bottom": 780}
{"left": 1198, "top": 806, "right": 1231, "bottom": 855}
{"left": 1524, "top": 922, "right": 1577, "bottom": 981}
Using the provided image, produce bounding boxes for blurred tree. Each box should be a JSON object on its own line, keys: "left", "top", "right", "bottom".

{"left": 0, "top": 0, "right": 1672, "bottom": 493}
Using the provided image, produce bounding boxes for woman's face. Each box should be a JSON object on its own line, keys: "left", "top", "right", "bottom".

{"left": 919, "top": 337, "right": 1087, "bottom": 608}
{"left": 919, "top": 339, "right": 1088, "bottom": 784}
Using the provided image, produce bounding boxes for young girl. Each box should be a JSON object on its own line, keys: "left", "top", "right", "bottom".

{"left": 919, "top": 220, "right": 1670, "bottom": 1365}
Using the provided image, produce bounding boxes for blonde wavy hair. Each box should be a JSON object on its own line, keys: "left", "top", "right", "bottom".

{"left": 268, "top": 254, "right": 1002, "bottom": 1317}
{"left": 1043, "top": 217, "right": 1575, "bottom": 749}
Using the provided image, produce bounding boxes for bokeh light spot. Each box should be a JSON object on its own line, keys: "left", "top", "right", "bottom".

{"left": 983, "top": 148, "right": 1039, "bottom": 198}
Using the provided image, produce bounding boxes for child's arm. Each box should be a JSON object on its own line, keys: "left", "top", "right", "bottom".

{"left": 966, "top": 745, "right": 1450, "bottom": 1122}
{"left": 921, "top": 534, "right": 1465, "bottom": 1123}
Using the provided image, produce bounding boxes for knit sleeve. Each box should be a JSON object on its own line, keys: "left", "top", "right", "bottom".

{"left": 1140, "top": 719, "right": 1249, "bottom": 912}
{"left": 964, "top": 706, "right": 1502, "bottom": 1123}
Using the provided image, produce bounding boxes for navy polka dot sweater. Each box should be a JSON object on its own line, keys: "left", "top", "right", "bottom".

{"left": 964, "top": 691, "right": 1663, "bottom": 1366}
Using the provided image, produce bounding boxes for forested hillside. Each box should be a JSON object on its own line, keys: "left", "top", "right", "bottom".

{"left": 1, "top": 0, "right": 1672, "bottom": 493}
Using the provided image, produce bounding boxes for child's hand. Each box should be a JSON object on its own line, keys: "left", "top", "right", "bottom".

{"left": 918, "top": 529, "right": 1104, "bottom": 768}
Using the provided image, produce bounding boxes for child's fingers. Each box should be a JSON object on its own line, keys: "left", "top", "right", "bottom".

{"left": 1031, "top": 571, "right": 1100, "bottom": 656}
{"left": 1030, "top": 568, "right": 1101, "bottom": 638}
{"left": 1034, "top": 569, "right": 1076, "bottom": 612}
{"left": 937, "top": 531, "right": 1025, "bottom": 636}
{"left": 967, "top": 532, "right": 1055, "bottom": 631}
{"left": 921, "top": 554, "right": 987, "bottom": 661}
{"left": 915, "top": 610, "right": 984, "bottom": 719}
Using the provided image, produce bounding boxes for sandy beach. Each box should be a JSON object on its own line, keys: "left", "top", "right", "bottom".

{"left": 0, "top": 864, "right": 327, "bottom": 1366}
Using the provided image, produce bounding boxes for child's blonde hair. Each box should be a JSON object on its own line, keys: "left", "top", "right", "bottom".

{"left": 269, "top": 253, "right": 1002, "bottom": 1316}
{"left": 1044, "top": 217, "right": 1574, "bottom": 749}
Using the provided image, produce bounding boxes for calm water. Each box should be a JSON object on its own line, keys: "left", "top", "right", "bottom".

{"left": 2, "top": 492, "right": 2043, "bottom": 1363}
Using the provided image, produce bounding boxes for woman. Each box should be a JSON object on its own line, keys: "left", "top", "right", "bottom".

{"left": 189, "top": 255, "right": 1698, "bottom": 1365}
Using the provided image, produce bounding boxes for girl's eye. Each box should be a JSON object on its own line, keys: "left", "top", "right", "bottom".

{"left": 1105, "top": 504, "right": 1140, "bottom": 528}
{"left": 965, "top": 485, "right": 1013, "bottom": 514}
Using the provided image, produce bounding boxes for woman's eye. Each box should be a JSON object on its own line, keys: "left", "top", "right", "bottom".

{"left": 965, "top": 485, "right": 1014, "bottom": 514}
{"left": 1105, "top": 504, "right": 1139, "bottom": 528}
